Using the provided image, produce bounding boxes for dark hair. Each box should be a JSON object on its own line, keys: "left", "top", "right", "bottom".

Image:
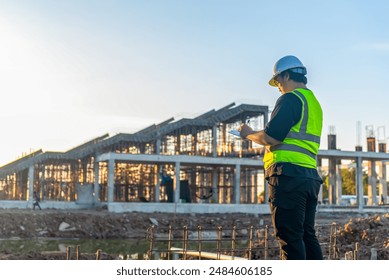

{"left": 280, "top": 70, "right": 307, "bottom": 84}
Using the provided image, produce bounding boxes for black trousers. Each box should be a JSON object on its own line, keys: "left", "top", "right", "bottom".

{"left": 33, "top": 201, "right": 41, "bottom": 210}
{"left": 268, "top": 175, "right": 323, "bottom": 260}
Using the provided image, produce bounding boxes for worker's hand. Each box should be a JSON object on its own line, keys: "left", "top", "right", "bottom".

{"left": 238, "top": 124, "right": 254, "bottom": 139}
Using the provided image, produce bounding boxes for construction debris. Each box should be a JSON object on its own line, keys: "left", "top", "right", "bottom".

{"left": 0, "top": 210, "right": 386, "bottom": 260}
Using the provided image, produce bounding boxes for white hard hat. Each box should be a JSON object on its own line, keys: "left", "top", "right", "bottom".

{"left": 269, "top": 55, "right": 307, "bottom": 87}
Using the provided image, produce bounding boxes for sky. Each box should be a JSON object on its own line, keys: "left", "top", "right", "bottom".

{"left": 0, "top": 0, "right": 388, "bottom": 166}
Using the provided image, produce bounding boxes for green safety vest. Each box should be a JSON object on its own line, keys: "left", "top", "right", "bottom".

{"left": 263, "top": 88, "right": 323, "bottom": 170}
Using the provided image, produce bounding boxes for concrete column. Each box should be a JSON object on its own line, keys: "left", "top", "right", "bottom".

{"left": 191, "top": 134, "right": 196, "bottom": 155}
{"left": 253, "top": 171, "right": 258, "bottom": 204}
{"left": 368, "top": 160, "right": 378, "bottom": 205}
{"left": 176, "top": 135, "right": 180, "bottom": 154}
{"left": 107, "top": 159, "right": 115, "bottom": 203}
{"left": 155, "top": 166, "right": 161, "bottom": 202}
{"left": 356, "top": 157, "right": 364, "bottom": 211}
{"left": 212, "top": 167, "right": 219, "bottom": 203}
{"left": 379, "top": 161, "right": 388, "bottom": 204}
{"left": 19, "top": 170, "right": 28, "bottom": 200}
{"left": 40, "top": 165, "right": 46, "bottom": 200}
{"left": 336, "top": 164, "right": 343, "bottom": 205}
{"left": 190, "top": 168, "right": 197, "bottom": 201}
{"left": 94, "top": 160, "right": 100, "bottom": 205}
{"left": 328, "top": 158, "right": 337, "bottom": 204}
{"left": 28, "top": 165, "right": 34, "bottom": 203}
{"left": 221, "top": 123, "right": 226, "bottom": 155}
{"left": 212, "top": 125, "right": 218, "bottom": 157}
{"left": 139, "top": 143, "right": 146, "bottom": 154}
{"left": 156, "top": 139, "right": 161, "bottom": 154}
{"left": 234, "top": 164, "right": 241, "bottom": 204}
{"left": 82, "top": 159, "right": 88, "bottom": 184}
{"left": 174, "top": 161, "right": 181, "bottom": 203}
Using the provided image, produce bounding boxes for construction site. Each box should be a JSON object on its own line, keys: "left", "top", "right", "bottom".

{"left": 0, "top": 102, "right": 388, "bottom": 213}
{"left": 0, "top": 103, "right": 269, "bottom": 211}
{"left": 0, "top": 102, "right": 388, "bottom": 260}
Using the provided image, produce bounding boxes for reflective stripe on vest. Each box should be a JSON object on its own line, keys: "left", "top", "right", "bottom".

{"left": 263, "top": 88, "right": 322, "bottom": 170}
{"left": 285, "top": 90, "right": 321, "bottom": 144}
{"left": 269, "top": 143, "right": 317, "bottom": 160}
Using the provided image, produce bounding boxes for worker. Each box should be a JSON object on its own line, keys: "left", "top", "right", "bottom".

{"left": 239, "top": 55, "right": 323, "bottom": 260}
{"left": 160, "top": 170, "right": 174, "bottom": 202}
{"left": 33, "top": 191, "right": 42, "bottom": 210}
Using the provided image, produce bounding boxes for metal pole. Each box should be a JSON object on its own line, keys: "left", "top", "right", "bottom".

{"left": 248, "top": 225, "right": 253, "bottom": 260}
{"left": 183, "top": 225, "right": 188, "bottom": 260}
{"left": 96, "top": 249, "right": 101, "bottom": 260}
{"left": 198, "top": 225, "right": 202, "bottom": 260}
{"left": 216, "top": 226, "right": 222, "bottom": 260}
{"left": 231, "top": 225, "right": 236, "bottom": 260}
{"left": 354, "top": 242, "right": 359, "bottom": 260}
{"left": 265, "top": 225, "right": 269, "bottom": 260}
{"left": 167, "top": 224, "right": 172, "bottom": 260}
{"left": 148, "top": 226, "right": 155, "bottom": 260}
{"left": 328, "top": 223, "right": 335, "bottom": 259}
{"left": 66, "top": 246, "right": 71, "bottom": 260}
{"left": 329, "top": 223, "right": 338, "bottom": 260}
{"left": 76, "top": 245, "right": 80, "bottom": 260}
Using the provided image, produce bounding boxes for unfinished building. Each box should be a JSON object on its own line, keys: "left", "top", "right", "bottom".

{"left": 0, "top": 103, "right": 270, "bottom": 213}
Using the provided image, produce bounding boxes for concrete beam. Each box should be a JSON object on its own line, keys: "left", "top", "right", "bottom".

{"left": 318, "top": 149, "right": 389, "bottom": 160}
{"left": 96, "top": 153, "right": 263, "bottom": 167}
{"left": 108, "top": 202, "right": 271, "bottom": 214}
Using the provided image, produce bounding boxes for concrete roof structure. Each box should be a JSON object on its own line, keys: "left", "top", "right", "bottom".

{"left": 0, "top": 102, "right": 269, "bottom": 177}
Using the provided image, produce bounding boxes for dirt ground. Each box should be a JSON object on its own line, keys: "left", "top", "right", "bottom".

{"left": 0, "top": 208, "right": 387, "bottom": 260}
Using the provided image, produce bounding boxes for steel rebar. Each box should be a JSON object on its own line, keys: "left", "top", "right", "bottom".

{"left": 148, "top": 225, "right": 155, "bottom": 260}
{"left": 231, "top": 225, "right": 236, "bottom": 260}
{"left": 76, "top": 245, "right": 80, "bottom": 260}
{"left": 216, "top": 226, "right": 222, "bottom": 260}
{"left": 167, "top": 224, "right": 172, "bottom": 260}
{"left": 265, "top": 225, "right": 269, "bottom": 260}
{"left": 354, "top": 242, "right": 359, "bottom": 260}
{"left": 248, "top": 225, "right": 253, "bottom": 260}
{"left": 66, "top": 246, "right": 71, "bottom": 260}
{"left": 96, "top": 249, "right": 101, "bottom": 260}
{"left": 198, "top": 225, "right": 203, "bottom": 260}
{"left": 183, "top": 225, "right": 188, "bottom": 260}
